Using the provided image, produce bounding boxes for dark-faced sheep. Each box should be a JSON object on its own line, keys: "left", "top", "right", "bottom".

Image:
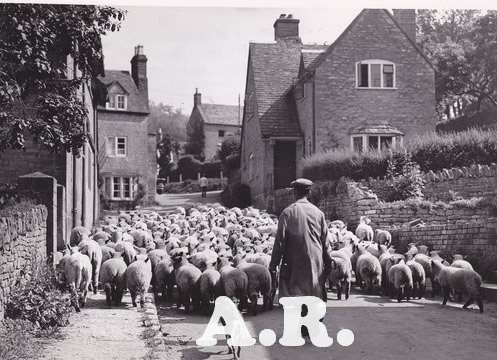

{"left": 432, "top": 260, "right": 483, "bottom": 313}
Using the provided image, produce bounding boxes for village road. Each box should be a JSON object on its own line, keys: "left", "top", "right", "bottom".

{"left": 153, "top": 191, "right": 223, "bottom": 210}
{"left": 157, "top": 287, "right": 497, "bottom": 360}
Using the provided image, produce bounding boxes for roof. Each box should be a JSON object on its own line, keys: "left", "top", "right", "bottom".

{"left": 249, "top": 40, "right": 326, "bottom": 138}
{"left": 350, "top": 123, "right": 404, "bottom": 135}
{"left": 97, "top": 70, "right": 149, "bottom": 114}
{"left": 301, "top": 47, "right": 328, "bottom": 69}
{"left": 303, "top": 9, "right": 434, "bottom": 78}
{"left": 199, "top": 104, "right": 242, "bottom": 126}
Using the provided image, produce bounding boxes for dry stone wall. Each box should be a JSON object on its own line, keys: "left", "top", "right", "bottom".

{"left": 0, "top": 205, "right": 47, "bottom": 313}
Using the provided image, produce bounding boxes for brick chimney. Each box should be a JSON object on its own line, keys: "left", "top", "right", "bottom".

{"left": 131, "top": 45, "right": 148, "bottom": 94}
{"left": 194, "top": 88, "right": 201, "bottom": 107}
{"left": 274, "top": 14, "right": 300, "bottom": 42}
{"left": 393, "top": 9, "right": 416, "bottom": 43}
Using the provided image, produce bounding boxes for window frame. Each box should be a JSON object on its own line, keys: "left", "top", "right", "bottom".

{"left": 350, "top": 134, "right": 403, "bottom": 153}
{"left": 106, "top": 94, "right": 128, "bottom": 110}
{"left": 111, "top": 176, "right": 135, "bottom": 200}
{"left": 218, "top": 130, "right": 225, "bottom": 138}
{"left": 356, "top": 60, "right": 397, "bottom": 89}
{"left": 107, "top": 136, "right": 127, "bottom": 157}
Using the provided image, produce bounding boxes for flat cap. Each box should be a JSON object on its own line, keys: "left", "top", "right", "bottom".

{"left": 290, "top": 178, "right": 313, "bottom": 188}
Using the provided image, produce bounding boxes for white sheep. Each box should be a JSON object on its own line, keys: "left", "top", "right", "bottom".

{"left": 356, "top": 252, "right": 382, "bottom": 294}
{"left": 374, "top": 229, "right": 392, "bottom": 246}
{"left": 355, "top": 216, "right": 373, "bottom": 241}
{"left": 64, "top": 247, "right": 92, "bottom": 312}
{"left": 199, "top": 268, "right": 221, "bottom": 313}
{"left": 328, "top": 256, "right": 352, "bottom": 300}
{"left": 78, "top": 239, "right": 102, "bottom": 294}
{"left": 233, "top": 255, "right": 272, "bottom": 315}
{"left": 100, "top": 245, "right": 115, "bottom": 264}
{"left": 413, "top": 253, "right": 439, "bottom": 297}
{"left": 154, "top": 257, "right": 175, "bottom": 301}
{"left": 388, "top": 259, "right": 413, "bottom": 302}
{"left": 99, "top": 256, "right": 127, "bottom": 306}
{"left": 114, "top": 241, "right": 137, "bottom": 266}
{"left": 406, "top": 259, "right": 426, "bottom": 299}
{"left": 173, "top": 255, "right": 202, "bottom": 314}
{"left": 431, "top": 260, "right": 483, "bottom": 313}
{"left": 451, "top": 259, "right": 474, "bottom": 271}
{"left": 69, "top": 226, "right": 91, "bottom": 246}
{"left": 126, "top": 257, "right": 152, "bottom": 308}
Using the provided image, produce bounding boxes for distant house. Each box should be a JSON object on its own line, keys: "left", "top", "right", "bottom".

{"left": 186, "top": 89, "right": 242, "bottom": 161}
{"left": 240, "top": 9, "right": 436, "bottom": 209}
{"left": 97, "top": 45, "right": 157, "bottom": 207}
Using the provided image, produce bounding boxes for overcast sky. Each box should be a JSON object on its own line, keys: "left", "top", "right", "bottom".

{"left": 98, "top": 1, "right": 497, "bottom": 113}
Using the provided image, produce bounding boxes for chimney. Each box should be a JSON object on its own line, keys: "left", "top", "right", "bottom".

{"left": 194, "top": 88, "right": 202, "bottom": 107}
{"left": 274, "top": 14, "right": 300, "bottom": 42}
{"left": 131, "top": 45, "right": 148, "bottom": 95}
{"left": 393, "top": 9, "right": 416, "bottom": 43}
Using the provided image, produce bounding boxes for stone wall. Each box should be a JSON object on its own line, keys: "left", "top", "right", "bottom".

{"left": 363, "top": 163, "right": 497, "bottom": 202}
{"left": 0, "top": 205, "right": 47, "bottom": 313}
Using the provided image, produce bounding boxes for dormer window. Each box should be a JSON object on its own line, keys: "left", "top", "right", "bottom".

{"left": 106, "top": 94, "right": 127, "bottom": 110}
{"left": 356, "top": 60, "right": 396, "bottom": 89}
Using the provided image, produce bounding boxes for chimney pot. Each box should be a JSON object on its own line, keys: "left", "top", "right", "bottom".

{"left": 274, "top": 14, "right": 300, "bottom": 42}
{"left": 135, "top": 45, "right": 144, "bottom": 55}
{"left": 287, "top": 14, "right": 293, "bottom": 18}
{"left": 280, "top": 14, "right": 286, "bottom": 18}
{"left": 194, "top": 89, "right": 202, "bottom": 107}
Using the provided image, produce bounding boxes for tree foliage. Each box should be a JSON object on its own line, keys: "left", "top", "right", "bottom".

{"left": 157, "top": 132, "right": 181, "bottom": 179}
{"left": 184, "top": 118, "right": 205, "bottom": 161}
{"left": 0, "top": 4, "right": 125, "bottom": 155}
{"left": 216, "top": 136, "right": 240, "bottom": 162}
{"left": 417, "top": 10, "right": 497, "bottom": 119}
{"left": 148, "top": 101, "right": 188, "bottom": 142}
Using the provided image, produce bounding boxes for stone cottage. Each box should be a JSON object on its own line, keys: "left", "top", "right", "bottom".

{"left": 97, "top": 45, "right": 157, "bottom": 207}
{"left": 186, "top": 89, "right": 242, "bottom": 161}
{"left": 240, "top": 9, "right": 436, "bottom": 209}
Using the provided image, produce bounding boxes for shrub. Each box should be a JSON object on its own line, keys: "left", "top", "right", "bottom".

{"left": 302, "top": 128, "right": 497, "bottom": 182}
{"left": 217, "top": 136, "right": 240, "bottom": 162}
{"left": 200, "top": 160, "right": 222, "bottom": 178}
{"left": 132, "top": 182, "right": 147, "bottom": 208}
{"left": 465, "top": 252, "right": 497, "bottom": 281}
{"left": 0, "top": 318, "right": 41, "bottom": 359}
{"left": 385, "top": 152, "right": 425, "bottom": 201}
{"left": 221, "top": 183, "right": 251, "bottom": 208}
{"left": 175, "top": 155, "right": 202, "bottom": 180}
{"left": 5, "top": 256, "right": 73, "bottom": 330}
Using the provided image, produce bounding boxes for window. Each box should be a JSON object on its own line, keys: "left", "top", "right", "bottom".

{"left": 111, "top": 176, "right": 135, "bottom": 200}
{"left": 351, "top": 134, "right": 403, "bottom": 153}
{"left": 107, "top": 137, "right": 127, "bottom": 157}
{"left": 356, "top": 60, "right": 396, "bottom": 89}
{"left": 106, "top": 94, "right": 127, "bottom": 110}
{"left": 218, "top": 130, "right": 225, "bottom": 138}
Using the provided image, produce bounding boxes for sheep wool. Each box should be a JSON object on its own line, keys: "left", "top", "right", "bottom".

{"left": 406, "top": 259, "right": 426, "bottom": 299}
{"left": 126, "top": 258, "right": 152, "bottom": 308}
{"left": 217, "top": 257, "right": 249, "bottom": 311}
{"left": 64, "top": 249, "right": 92, "bottom": 312}
{"left": 356, "top": 253, "right": 382, "bottom": 294}
{"left": 173, "top": 256, "right": 202, "bottom": 314}
{"left": 99, "top": 257, "right": 127, "bottom": 306}
{"left": 199, "top": 269, "right": 221, "bottom": 313}
{"left": 388, "top": 260, "right": 413, "bottom": 302}
{"left": 154, "top": 258, "right": 175, "bottom": 300}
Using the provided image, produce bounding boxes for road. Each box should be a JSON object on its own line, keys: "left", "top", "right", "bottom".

{"left": 153, "top": 191, "right": 223, "bottom": 210}
{"left": 157, "top": 287, "right": 497, "bottom": 360}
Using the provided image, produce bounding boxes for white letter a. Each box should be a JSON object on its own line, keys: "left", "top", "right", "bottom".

{"left": 196, "top": 296, "right": 256, "bottom": 347}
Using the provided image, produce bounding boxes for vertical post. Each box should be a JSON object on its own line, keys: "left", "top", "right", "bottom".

{"left": 220, "top": 170, "right": 224, "bottom": 179}
{"left": 198, "top": 172, "right": 201, "bottom": 181}
{"left": 179, "top": 173, "right": 183, "bottom": 183}
{"left": 167, "top": 176, "right": 170, "bottom": 184}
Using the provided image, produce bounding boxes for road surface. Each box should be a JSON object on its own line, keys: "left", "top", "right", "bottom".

{"left": 153, "top": 191, "right": 223, "bottom": 210}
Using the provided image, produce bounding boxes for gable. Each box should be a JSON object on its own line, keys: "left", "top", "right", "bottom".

{"left": 107, "top": 81, "right": 128, "bottom": 95}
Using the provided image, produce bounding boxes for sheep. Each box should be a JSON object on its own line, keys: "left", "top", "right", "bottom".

{"left": 431, "top": 260, "right": 483, "bottom": 313}
{"left": 380, "top": 253, "right": 405, "bottom": 294}
{"left": 126, "top": 257, "right": 152, "bottom": 308}
{"left": 69, "top": 226, "right": 91, "bottom": 246}
{"left": 64, "top": 247, "right": 92, "bottom": 312}
{"left": 387, "top": 259, "right": 413, "bottom": 302}
{"left": 245, "top": 253, "right": 271, "bottom": 268}
{"left": 199, "top": 268, "right": 221, "bottom": 313}
{"left": 100, "top": 245, "right": 115, "bottom": 265}
{"left": 374, "top": 229, "right": 392, "bottom": 246}
{"left": 99, "top": 256, "right": 127, "bottom": 306}
{"left": 147, "top": 248, "right": 170, "bottom": 291}
{"left": 328, "top": 256, "right": 351, "bottom": 300}
{"left": 406, "top": 259, "right": 426, "bottom": 299}
{"left": 78, "top": 239, "right": 102, "bottom": 294}
{"left": 173, "top": 255, "right": 202, "bottom": 314}
{"left": 451, "top": 259, "right": 474, "bottom": 271}
{"left": 217, "top": 257, "right": 249, "bottom": 311}
{"left": 233, "top": 255, "right": 272, "bottom": 315}
{"left": 413, "top": 253, "right": 439, "bottom": 297}
{"left": 114, "top": 241, "right": 137, "bottom": 266}
{"left": 154, "top": 257, "right": 175, "bottom": 301}
{"left": 355, "top": 216, "right": 373, "bottom": 241}
{"left": 356, "top": 252, "right": 382, "bottom": 294}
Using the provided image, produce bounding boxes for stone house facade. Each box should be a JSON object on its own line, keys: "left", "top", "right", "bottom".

{"left": 240, "top": 9, "right": 436, "bottom": 210}
{"left": 0, "top": 52, "right": 102, "bottom": 244}
{"left": 97, "top": 46, "right": 157, "bottom": 207}
{"left": 186, "top": 89, "right": 242, "bottom": 161}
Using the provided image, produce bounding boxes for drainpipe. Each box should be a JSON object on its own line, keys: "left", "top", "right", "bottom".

{"left": 81, "top": 77, "right": 87, "bottom": 227}
{"left": 72, "top": 154, "right": 78, "bottom": 228}
{"left": 312, "top": 74, "right": 316, "bottom": 153}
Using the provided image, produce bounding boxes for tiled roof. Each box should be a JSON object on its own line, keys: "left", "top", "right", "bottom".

{"left": 250, "top": 40, "right": 326, "bottom": 138}
{"left": 301, "top": 47, "right": 328, "bottom": 69}
{"left": 199, "top": 104, "right": 242, "bottom": 126}
{"left": 350, "top": 123, "right": 404, "bottom": 135}
{"left": 97, "top": 70, "right": 149, "bottom": 114}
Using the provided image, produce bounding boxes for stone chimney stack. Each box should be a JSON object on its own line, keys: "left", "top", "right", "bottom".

{"left": 131, "top": 45, "right": 148, "bottom": 95}
{"left": 194, "top": 88, "right": 202, "bottom": 107}
{"left": 393, "top": 9, "right": 417, "bottom": 43}
{"left": 274, "top": 14, "right": 300, "bottom": 42}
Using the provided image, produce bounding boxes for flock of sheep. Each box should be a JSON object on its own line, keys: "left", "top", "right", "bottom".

{"left": 55, "top": 206, "right": 484, "bottom": 317}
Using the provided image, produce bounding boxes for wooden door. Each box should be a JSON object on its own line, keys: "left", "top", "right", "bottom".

{"left": 273, "top": 141, "right": 296, "bottom": 190}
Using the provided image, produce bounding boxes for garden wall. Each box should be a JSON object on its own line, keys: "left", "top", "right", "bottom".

{"left": 0, "top": 205, "right": 47, "bottom": 313}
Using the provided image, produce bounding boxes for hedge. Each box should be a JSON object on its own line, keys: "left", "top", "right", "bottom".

{"left": 161, "top": 178, "right": 226, "bottom": 194}
{"left": 302, "top": 128, "right": 497, "bottom": 182}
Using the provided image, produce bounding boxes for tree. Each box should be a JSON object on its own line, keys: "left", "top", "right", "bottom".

{"left": 216, "top": 136, "right": 240, "bottom": 162}
{"left": 0, "top": 4, "right": 125, "bottom": 155}
{"left": 157, "top": 132, "right": 180, "bottom": 179}
{"left": 184, "top": 119, "right": 205, "bottom": 161}
{"left": 148, "top": 102, "right": 188, "bottom": 142}
{"left": 417, "top": 10, "right": 497, "bottom": 119}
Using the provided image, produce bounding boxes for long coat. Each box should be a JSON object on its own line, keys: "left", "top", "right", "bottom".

{"left": 269, "top": 198, "right": 331, "bottom": 300}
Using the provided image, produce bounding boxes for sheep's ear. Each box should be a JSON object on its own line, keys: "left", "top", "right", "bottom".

{"left": 145, "top": 257, "right": 150, "bottom": 263}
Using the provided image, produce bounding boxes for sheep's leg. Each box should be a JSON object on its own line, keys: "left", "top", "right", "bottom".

{"left": 184, "top": 291, "right": 191, "bottom": 314}
{"left": 413, "top": 282, "right": 418, "bottom": 300}
{"left": 140, "top": 291, "right": 146, "bottom": 308}
{"left": 327, "top": 279, "right": 333, "bottom": 292}
{"left": 262, "top": 294, "right": 269, "bottom": 312}
{"left": 430, "top": 276, "right": 436, "bottom": 297}
{"left": 177, "top": 288, "right": 183, "bottom": 309}
{"left": 337, "top": 281, "right": 342, "bottom": 300}
{"left": 250, "top": 294, "right": 258, "bottom": 316}
{"left": 131, "top": 290, "right": 137, "bottom": 307}
{"left": 457, "top": 291, "right": 463, "bottom": 302}
{"left": 462, "top": 296, "right": 474, "bottom": 309}
{"left": 476, "top": 294, "right": 484, "bottom": 313}
{"left": 69, "top": 284, "right": 81, "bottom": 312}
{"left": 397, "top": 288, "right": 403, "bottom": 303}
{"left": 92, "top": 262, "right": 98, "bottom": 295}
{"left": 104, "top": 284, "right": 112, "bottom": 306}
{"left": 114, "top": 287, "right": 123, "bottom": 306}
{"left": 442, "top": 287, "right": 450, "bottom": 306}
{"left": 167, "top": 277, "right": 175, "bottom": 301}
{"left": 366, "top": 278, "right": 373, "bottom": 294}
{"left": 345, "top": 280, "right": 350, "bottom": 300}
{"left": 239, "top": 295, "right": 248, "bottom": 312}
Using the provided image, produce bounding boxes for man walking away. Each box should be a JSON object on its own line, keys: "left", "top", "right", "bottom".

{"left": 200, "top": 174, "right": 208, "bottom": 198}
{"left": 269, "top": 178, "right": 332, "bottom": 338}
